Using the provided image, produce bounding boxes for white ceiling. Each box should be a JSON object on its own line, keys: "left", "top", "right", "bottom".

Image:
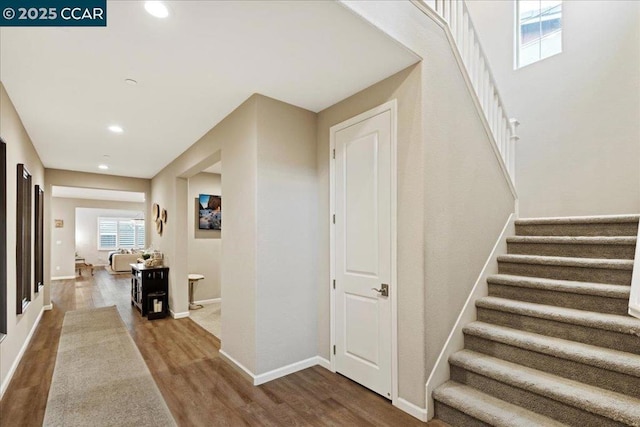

{"left": 0, "top": 1, "right": 418, "bottom": 179}
{"left": 52, "top": 186, "right": 145, "bottom": 203}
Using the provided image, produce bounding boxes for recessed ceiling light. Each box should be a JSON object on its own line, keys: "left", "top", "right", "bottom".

{"left": 98, "top": 164, "right": 109, "bottom": 170}
{"left": 124, "top": 78, "right": 138, "bottom": 86}
{"left": 108, "top": 125, "right": 123, "bottom": 133}
{"left": 145, "top": 1, "right": 169, "bottom": 18}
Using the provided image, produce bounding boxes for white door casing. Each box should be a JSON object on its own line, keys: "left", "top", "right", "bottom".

{"left": 330, "top": 100, "right": 397, "bottom": 402}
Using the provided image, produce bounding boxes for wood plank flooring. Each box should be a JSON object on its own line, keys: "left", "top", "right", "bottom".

{"left": 0, "top": 270, "right": 449, "bottom": 426}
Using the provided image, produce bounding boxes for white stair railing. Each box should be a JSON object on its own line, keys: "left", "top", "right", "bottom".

{"left": 419, "top": 0, "right": 519, "bottom": 185}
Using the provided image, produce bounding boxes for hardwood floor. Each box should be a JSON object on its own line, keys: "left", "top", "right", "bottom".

{"left": 0, "top": 270, "right": 448, "bottom": 426}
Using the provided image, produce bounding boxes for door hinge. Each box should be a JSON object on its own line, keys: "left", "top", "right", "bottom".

{"left": 332, "top": 279, "right": 335, "bottom": 289}
{"left": 333, "top": 345, "right": 336, "bottom": 355}
{"left": 332, "top": 214, "right": 335, "bottom": 224}
{"left": 332, "top": 149, "right": 336, "bottom": 159}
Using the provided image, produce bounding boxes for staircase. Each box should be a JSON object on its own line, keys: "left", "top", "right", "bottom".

{"left": 434, "top": 215, "right": 640, "bottom": 426}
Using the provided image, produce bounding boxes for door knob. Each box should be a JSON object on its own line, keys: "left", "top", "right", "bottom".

{"left": 371, "top": 283, "right": 389, "bottom": 297}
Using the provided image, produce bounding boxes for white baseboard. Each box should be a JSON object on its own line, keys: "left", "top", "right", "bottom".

{"left": 394, "top": 397, "right": 428, "bottom": 422}
{"left": 217, "top": 351, "right": 427, "bottom": 421}
{"left": 0, "top": 305, "right": 46, "bottom": 399}
{"left": 219, "top": 350, "right": 331, "bottom": 386}
{"left": 219, "top": 349, "right": 256, "bottom": 384}
{"left": 170, "top": 310, "right": 190, "bottom": 319}
{"left": 316, "top": 356, "right": 332, "bottom": 371}
{"left": 254, "top": 356, "right": 319, "bottom": 385}
{"left": 43, "top": 304, "right": 53, "bottom": 311}
{"left": 51, "top": 275, "right": 75, "bottom": 280}
{"left": 193, "top": 297, "right": 221, "bottom": 305}
{"left": 425, "top": 213, "right": 515, "bottom": 419}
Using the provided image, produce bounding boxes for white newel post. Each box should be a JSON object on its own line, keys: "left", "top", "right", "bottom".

{"left": 629, "top": 223, "right": 640, "bottom": 319}
{"left": 508, "top": 118, "right": 520, "bottom": 184}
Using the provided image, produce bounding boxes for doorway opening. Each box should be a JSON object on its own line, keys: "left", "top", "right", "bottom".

{"left": 50, "top": 186, "right": 146, "bottom": 281}
{"left": 186, "top": 160, "right": 223, "bottom": 340}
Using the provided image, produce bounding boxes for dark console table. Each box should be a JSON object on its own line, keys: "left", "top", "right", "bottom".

{"left": 131, "top": 264, "right": 169, "bottom": 319}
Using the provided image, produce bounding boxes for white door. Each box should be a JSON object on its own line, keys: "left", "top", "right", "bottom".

{"left": 334, "top": 109, "right": 392, "bottom": 399}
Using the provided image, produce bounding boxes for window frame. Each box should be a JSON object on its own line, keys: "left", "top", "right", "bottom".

{"left": 97, "top": 217, "right": 145, "bottom": 251}
{"left": 515, "top": 0, "right": 563, "bottom": 69}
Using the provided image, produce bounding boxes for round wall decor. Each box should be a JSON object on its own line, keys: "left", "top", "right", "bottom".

{"left": 152, "top": 203, "right": 160, "bottom": 221}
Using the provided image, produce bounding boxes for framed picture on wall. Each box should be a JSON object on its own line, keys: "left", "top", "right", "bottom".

{"left": 198, "top": 194, "right": 221, "bottom": 230}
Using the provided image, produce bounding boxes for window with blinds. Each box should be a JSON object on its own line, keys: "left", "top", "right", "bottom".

{"left": 98, "top": 218, "right": 145, "bottom": 250}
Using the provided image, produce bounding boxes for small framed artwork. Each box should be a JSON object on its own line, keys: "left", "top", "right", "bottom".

{"left": 54, "top": 219, "right": 64, "bottom": 228}
{"left": 199, "top": 194, "right": 221, "bottom": 230}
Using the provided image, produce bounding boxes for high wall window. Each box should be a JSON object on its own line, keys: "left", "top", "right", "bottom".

{"left": 516, "top": 0, "right": 562, "bottom": 68}
{"left": 98, "top": 218, "right": 145, "bottom": 250}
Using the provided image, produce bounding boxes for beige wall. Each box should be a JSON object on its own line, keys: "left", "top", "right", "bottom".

{"left": 150, "top": 96, "right": 257, "bottom": 371}
{"left": 466, "top": 0, "right": 640, "bottom": 217}
{"left": 216, "top": 98, "right": 258, "bottom": 371}
{"left": 255, "top": 96, "right": 318, "bottom": 374}
{"left": 0, "top": 83, "right": 46, "bottom": 396}
{"left": 150, "top": 169, "right": 191, "bottom": 316}
{"left": 339, "top": 2, "right": 516, "bottom": 408}
{"left": 151, "top": 94, "right": 319, "bottom": 376}
{"left": 418, "top": 11, "right": 515, "bottom": 383}
{"left": 188, "top": 172, "right": 221, "bottom": 301}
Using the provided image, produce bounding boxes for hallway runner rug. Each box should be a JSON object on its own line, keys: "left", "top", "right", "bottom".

{"left": 43, "top": 306, "right": 176, "bottom": 427}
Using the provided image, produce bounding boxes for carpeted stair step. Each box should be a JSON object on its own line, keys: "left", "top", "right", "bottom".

{"left": 507, "top": 236, "right": 636, "bottom": 259}
{"left": 515, "top": 215, "right": 640, "bottom": 237}
{"left": 433, "top": 381, "right": 568, "bottom": 427}
{"left": 476, "top": 296, "right": 640, "bottom": 354}
{"left": 497, "top": 254, "right": 633, "bottom": 285}
{"left": 487, "top": 274, "right": 631, "bottom": 315}
{"left": 463, "top": 321, "right": 640, "bottom": 398}
{"left": 449, "top": 350, "right": 640, "bottom": 427}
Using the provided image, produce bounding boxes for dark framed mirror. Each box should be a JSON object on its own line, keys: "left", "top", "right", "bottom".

{"left": 0, "top": 139, "right": 6, "bottom": 334}
{"left": 34, "top": 185, "right": 44, "bottom": 292}
{"left": 16, "top": 163, "right": 32, "bottom": 314}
